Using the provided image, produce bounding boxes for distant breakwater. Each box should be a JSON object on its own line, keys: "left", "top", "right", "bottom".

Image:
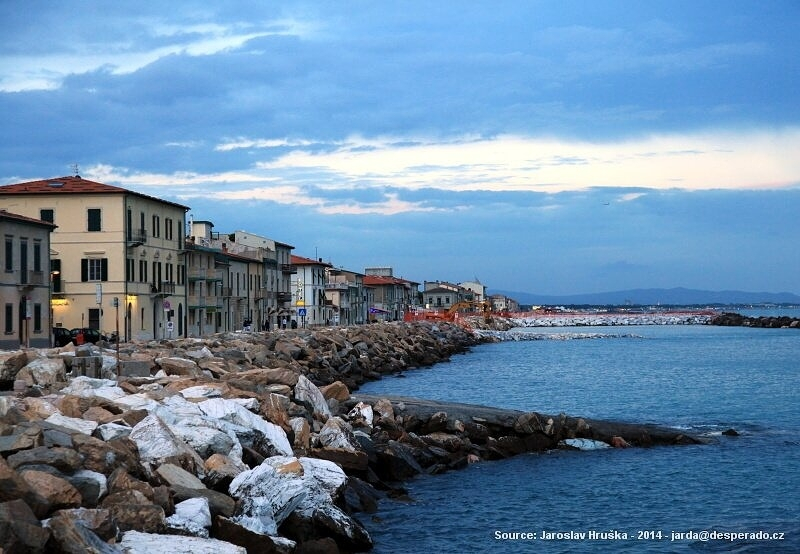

{"left": 710, "top": 312, "right": 800, "bottom": 329}
{"left": 507, "top": 311, "right": 714, "bottom": 328}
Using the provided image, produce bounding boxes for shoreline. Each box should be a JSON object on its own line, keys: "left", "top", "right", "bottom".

{"left": 0, "top": 318, "right": 737, "bottom": 553}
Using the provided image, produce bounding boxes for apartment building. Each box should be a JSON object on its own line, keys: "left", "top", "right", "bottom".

{"left": 0, "top": 176, "right": 188, "bottom": 341}
{"left": 0, "top": 210, "right": 57, "bottom": 349}
{"left": 364, "top": 269, "right": 420, "bottom": 321}
{"left": 291, "top": 255, "right": 332, "bottom": 327}
{"left": 325, "top": 267, "right": 366, "bottom": 325}
{"left": 422, "top": 280, "right": 469, "bottom": 310}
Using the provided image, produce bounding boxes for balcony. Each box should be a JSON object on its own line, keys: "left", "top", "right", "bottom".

{"left": 188, "top": 295, "right": 223, "bottom": 310}
{"left": 188, "top": 268, "right": 223, "bottom": 281}
{"left": 20, "top": 270, "right": 45, "bottom": 286}
{"left": 127, "top": 229, "right": 147, "bottom": 247}
{"left": 276, "top": 291, "right": 292, "bottom": 303}
{"left": 151, "top": 281, "right": 177, "bottom": 296}
{"left": 325, "top": 282, "right": 350, "bottom": 291}
{"left": 281, "top": 264, "right": 297, "bottom": 274}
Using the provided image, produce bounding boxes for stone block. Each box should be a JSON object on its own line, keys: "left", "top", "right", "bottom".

{"left": 118, "top": 361, "right": 151, "bottom": 378}
{"left": 72, "top": 357, "right": 102, "bottom": 379}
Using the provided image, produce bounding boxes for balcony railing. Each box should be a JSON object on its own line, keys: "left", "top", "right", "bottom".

{"left": 188, "top": 295, "right": 223, "bottom": 309}
{"left": 128, "top": 229, "right": 147, "bottom": 245}
{"left": 188, "top": 268, "right": 223, "bottom": 281}
{"left": 151, "top": 281, "right": 176, "bottom": 295}
{"left": 21, "top": 270, "right": 45, "bottom": 286}
{"left": 281, "top": 264, "right": 297, "bottom": 274}
{"left": 325, "top": 282, "right": 350, "bottom": 291}
{"left": 276, "top": 291, "right": 292, "bottom": 303}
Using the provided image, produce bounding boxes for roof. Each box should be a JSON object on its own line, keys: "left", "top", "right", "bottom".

{"left": 363, "top": 275, "right": 419, "bottom": 287}
{"left": 291, "top": 255, "right": 332, "bottom": 267}
{"left": 0, "top": 209, "right": 57, "bottom": 230}
{"left": 0, "top": 176, "right": 190, "bottom": 210}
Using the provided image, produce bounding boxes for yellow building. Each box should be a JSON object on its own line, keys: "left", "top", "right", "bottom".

{"left": 0, "top": 176, "right": 188, "bottom": 341}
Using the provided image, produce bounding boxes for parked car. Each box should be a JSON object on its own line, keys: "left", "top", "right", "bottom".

{"left": 53, "top": 327, "right": 73, "bottom": 347}
{"left": 69, "top": 328, "right": 108, "bottom": 345}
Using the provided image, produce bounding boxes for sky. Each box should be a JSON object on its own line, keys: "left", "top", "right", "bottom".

{"left": 1, "top": 1, "right": 799, "bottom": 296}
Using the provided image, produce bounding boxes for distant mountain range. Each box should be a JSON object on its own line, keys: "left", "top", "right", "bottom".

{"left": 489, "top": 287, "right": 800, "bottom": 306}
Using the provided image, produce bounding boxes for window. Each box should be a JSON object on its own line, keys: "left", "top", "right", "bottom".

{"left": 88, "top": 209, "right": 101, "bottom": 231}
{"left": 33, "top": 304, "right": 42, "bottom": 333}
{"left": 139, "top": 260, "right": 148, "bottom": 283}
{"left": 165, "top": 218, "right": 173, "bottom": 240}
{"left": 4, "top": 236, "right": 12, "bottom": 272}
{"left": 33, "top": 241, "right": 42, "bottom": 272}
{"left": 81, "top": 258, "right": 108, "bottom": 282}
{"left": 127, "top": 258, "right": 135, "bottom": 282}
{"left": 51, "top": 259, "right": 62, "bottom": 292}
{"left": 152, "top": 215, "right": 160, "bottom": 238}
{"left": 20, "top": 239, "right": 28, "bottom": 284}
{"left": 40, "top": 209, "right": 54, "bottom": 223}
{"left": 4, "top": 304, "right": 12, "bottom": 334}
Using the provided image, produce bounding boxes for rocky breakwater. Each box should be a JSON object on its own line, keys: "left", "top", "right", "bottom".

{"left": 511, "top": 312, "right": 713, "bottom": 327}
{"left": 711, "top": 312, "right": 800, "bottom": 329}
{"left": 0, "top": 321, "right": 484, "bottom": 553}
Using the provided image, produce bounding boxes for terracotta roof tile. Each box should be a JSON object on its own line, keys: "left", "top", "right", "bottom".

{"left": 0, "top": 176, "right": 189, "bottom": 210}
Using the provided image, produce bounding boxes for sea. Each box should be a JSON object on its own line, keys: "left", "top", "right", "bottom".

{"left": 356, "top": 308, "right": 800, "bottom": 553}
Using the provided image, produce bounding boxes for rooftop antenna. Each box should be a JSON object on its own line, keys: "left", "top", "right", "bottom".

{"left": 71, "top": 163, "right": 80, "bottom": 178}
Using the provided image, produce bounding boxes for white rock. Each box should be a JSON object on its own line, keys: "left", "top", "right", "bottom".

{"left": 95, "top": 422, "right": 132, "bottom": 441}
{"left": 61, "top": 376, "right": 126, "bottom": 401}
{"left": 45, "top": 413, "right": 98, "bottom": 435}
{"left": 228, "top": 461, "right": 307, "bottom": 536}
{"left": 198, "top": 398, "right": 292, "bottom": 456}
{"left": 166, "top": 497, "right": 212, "bottom": 538}
{"left": 179, "top": 385, "right": 222, "bottom": 399}
{"left": 119, "top": 530, "right": 246, "bottom": 553}
{"left": 129, "top": 414, "right": 205, "bottom": 477}
{"left": 559, "top": 438, "right": 611, "bottom": 450}
{"left": 294, "top": 374, "right": 332, "bottom": 419}
{"left": 347, "top": 401, "right": 373, "bottom": 426}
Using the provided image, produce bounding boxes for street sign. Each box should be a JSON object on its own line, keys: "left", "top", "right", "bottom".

{"left": 298, "top": 308, "right": 307, "bottom": 316}
{"left": 96, "top": 284, "right": 103, "bottom": 304}
{"left": 163, "top": 300, "right": 171, "bottom": 311}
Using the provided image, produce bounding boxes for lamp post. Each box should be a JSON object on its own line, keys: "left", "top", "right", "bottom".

{"left": 49, "top": 270, "right": 60, "bottom": 346}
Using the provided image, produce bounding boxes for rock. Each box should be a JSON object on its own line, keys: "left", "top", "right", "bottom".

{"left": 16, "top": 357, "right": 67, "bottom": 387}
{"left": 514, "top": 412, "right": 542, "bottom": 434}
{"left": 44, "top": 413, "right": 99, "bottom": 435}
{"left": 346, "top": 401, "right": 373, "bottom": 428}
{"left": 374, "top": 441, "right": 424, "bottom": 481}
{"left": 228, "top": 460, "right": 307, "bottom": 536}
{"left": 64, "top": 469, "right": 107, "bottom": 508}
{"left": 155, "top": 356, "right": 202, "bottom": 377}
{"left": 212, "top": 516, "right": 296, "bottom": 553}
{"left": 560, "top": 438, "right": 611, "bottom": 450}
{"left": 7, "top": 445, "right": 83, "bottom": 473}
{"left": 19, "top": 469, "right": 83, "bottom": 513}
{"left": 128, "top": 414, "right": 205, "bottom": 478}
{"left": 203, "top": 453, "right": 247, "bottom": 491}
{"left": 47, "top": 507, "right": 117, "bottom": 541}
{"left": 154, "top": 463, "right": 204, "bottom": 490}
{"left": 170, "top": 484, "right": 236, "bottom": 518}
{"left": 166, "top": 497, "right": 212, "bottom": 537}
{"left": 610, "top": 436, "right": 630, "bottom": 448}
{"left": 0, "top": 499, "right": 51, "bottom": 552}
{"left": 119, "top": 530, "right": 247, "bottom": 553}
{"left": 45, "top": 509, "right": 120, "bottom": 553}
{"left": 294, "top": 374, "right": 332, "bottom": 420}
{"left": 319, "top": 381, "right": 350, "bottom": 402}
{"left": 0, "top": 350, "right": 29, "bottom": 381}
{"left": 198, "top": 397, "right": 292, "bottom": 457}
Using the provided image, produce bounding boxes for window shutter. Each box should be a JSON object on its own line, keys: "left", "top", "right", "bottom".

{"left": 101, "top": 258, "right": 108, "bottom": 281}
{"left": 81, "top": 259, "right": 88, "bottom": 282}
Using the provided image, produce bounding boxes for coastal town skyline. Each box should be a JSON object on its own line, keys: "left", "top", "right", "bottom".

{"left": 2, "top": 2, "right": 799, "bottom": 295}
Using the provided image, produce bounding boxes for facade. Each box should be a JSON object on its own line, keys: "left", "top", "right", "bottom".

{"left": 325, "top": 267, "right": 366, "bottom": 325}
{"left": 222, "top": 230, "right": 294, "bottom": 330}
{"left": 0, "top": 176, "right": 188, "bottom": 341}
{"left": 0, "top": 210, "right": 56, "bottom": 349}
{"left": 459, "top": 280, "right": 486, "bottom": 303}
{"left": 422, "top": 280, "right": 468, "bottom": 310}
{"left": 187, "top": 222, "right": 271, "bottom": 334}
{"left": 291, "top": 255, "right": 332, "bottom": 327}
{"left": 489, "top": 294, "right": 520, "bottom": 313}
{"left": 363, "top": 273, "right": 420, "bottom": 321}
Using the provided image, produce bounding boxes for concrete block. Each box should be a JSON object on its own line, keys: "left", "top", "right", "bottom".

{"left": 118, "top": 360, "right": 151, "bottom": 378}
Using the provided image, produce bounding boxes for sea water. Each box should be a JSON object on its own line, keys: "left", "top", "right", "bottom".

{"left": 356, "top": 322, "right": 800, "bottom": 552}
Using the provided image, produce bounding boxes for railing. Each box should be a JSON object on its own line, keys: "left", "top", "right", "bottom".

{"left": 128, "top": 229, "right": 147, "bottom": 244}
{"left": 188, "top": 268, "right": 223, "bottom": 281}
{"left": 281, "top": 264, "right": 297, "bottom": 274}
{"left": 151, "top": 281, "right": 176, "bottom": 295}
{"left": 188, "top": 295, "right": 223, "bottom": 309}
{"left": 325, "top": 282, "right": 350, "bottom": 291}
{"left": 24, "top": 270, "right": 45, "bottom": 285}
{"left": 276, "top": 291, "right": 292, "bottom": 303}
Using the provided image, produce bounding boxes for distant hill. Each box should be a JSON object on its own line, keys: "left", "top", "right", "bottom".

{"left": 488, "top": 287, "right": 800, "bottom": 307}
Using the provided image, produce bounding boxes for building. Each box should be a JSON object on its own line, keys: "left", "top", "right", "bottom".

{"left": 489, "top": 294, "right": 520, "bottom": 313}
{"left": 325, "top": 266, "right": 366, "bottom": 325}
{"left": 220, "top": 230, "right": 295, "bottom": 330}
{"left": 0, "top": 210, "right": 57, "bottom": 349}
{"left": 0, "top": 176, "right": 188, "bottom": 341}
{"left": 459, "top": 280, "right": 486, "bottom": 303}
{"left": 364, "top": 270, "right": 420, "bottom": 321}
{"left": 422, "top": 280, "right": 469, "bottom": 310}
{"left": 291, "top": 255, "right": 332, "bottom": 327}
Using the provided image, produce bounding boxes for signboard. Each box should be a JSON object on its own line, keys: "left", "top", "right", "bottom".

{"left": 163, "top": 300, "right": 171, "bottom": 311}
{"left": 298, "top": 308, "right": 307, "bottom": 316}
{"left": 166, "top": 321, "right": 174, "bottom": 332}
{"left": 95, "top": 284, "right": 103, "bottom": 305}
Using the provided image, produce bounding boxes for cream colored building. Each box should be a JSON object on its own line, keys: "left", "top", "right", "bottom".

{"left": 325, "top": 267, "right": 366, "bottom": 325}
{"left": 0, "top": 210, "right": 56, "bottom": 349}
{"left": 0, "top": 176, "right": 188, "bottom": 341}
